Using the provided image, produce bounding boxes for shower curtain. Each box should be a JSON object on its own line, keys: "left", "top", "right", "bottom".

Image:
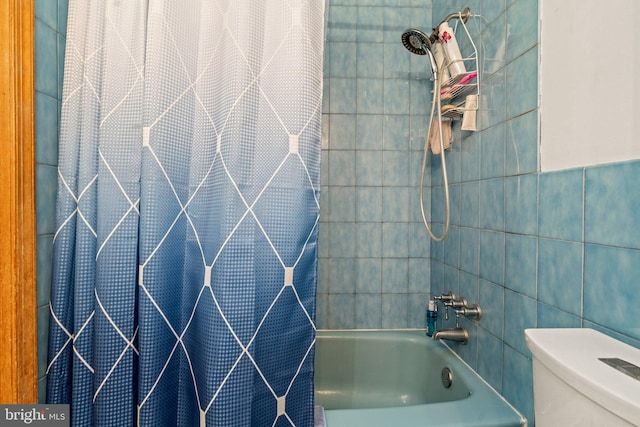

{"left": 46, "top": 1, "right": 323, "bottom": 426}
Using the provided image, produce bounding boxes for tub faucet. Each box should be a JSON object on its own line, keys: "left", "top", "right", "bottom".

{"left": 432, "top": 327, "right": 469, "bottom": 344}
{"left": 432, "top": 303, "right": 482, "bottom": 345}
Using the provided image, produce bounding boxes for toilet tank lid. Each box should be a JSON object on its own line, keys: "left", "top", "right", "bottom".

{"left": 525, "top": 328, "right": 640, "bottom": 426}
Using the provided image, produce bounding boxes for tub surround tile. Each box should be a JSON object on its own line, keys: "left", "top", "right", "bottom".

{"left": 37, "top": 306, "right": 50, "bottom": 378}
{"left": 329, "top": 150, "right": 356, "bottom": 186}
{"left": 356, "top": 187, "right": 382, "bottom": 221}
{"left": 409, "top": 79, "right": 432, "bottom": 117}
{"left": 58, "top": 0, "right": 69, "bottom": 36}
{"left": 382, "top": 223, "right": 409, "bottom": 258}
{"left": 537, "top": 238, "right": 583, "bottom": 316}
{"left": 357, "top": 6, "right": 384, "bottom": 42}
{"left": 443, "top": 265, "right": 460, "bottom": 299}
{"left": 459, "top": 271, "right": 480, "bottom": 306}
{"left": 382, "top": 7, "right": 412, "bottom": 44}
{"left": 460, "top": 131, "right": 481, "bottom": 182}
{"left": 357, "top": 223, "right": 382, "bottom": 257}
{"left": 329, "top": 223, "right": 356, "bottom": 257}
{"left": 459, "top": 227, "right": 479, "bottom": 275}
{"left": 38, "top": 378, "right": 47, "bottom": 404}
{"left": 330, "top": 114, "right": 357, "bottom": 149}
{"left": 382, "top": 259, "right": 409, "bottom": 293}
{"left": 408, "top": 293, "right": 430, "bottom": 328}
{"left": 356, "top": 294, "right": 382, "bottom": 328}
{"left": 36, "top": 165, "right": 57, "bottom": 235}
{"left": 329, "top": 259, "right": 356, "bottom": 294}
{"left": 539, "top": 168, "right": 584, "bottom": 241}
{"left": 328, "top": 294, "right": 356, "bottom": 329}
{"left": 537, "top": 302, "right": 581, "bottom": 329}
{"left": 356, "top": 258, "right": 382, "bottom": 293}
{"left": 330, "top": 186, "right": 356, "bottom": 222}
{"left": 479, "top": 178, "right": 504, "bottom": 231}
{"left": 480, "top": 123, "right": 505, "bottom": 180}
{"left": 383, "top": 79, "right": 410, "bottom": 115}
{"left": 328, "top": 6, "right": 357, "bottom": 42}
{"left": 36, "top": 0, "right": 57, "bottom": 30}
{"left": 408, "top": 259, "right": 430, "bottom": 293}
{"left": 479, "top": 71, "right": 506, "bottom": 130}
{"left": 505, "top": 174, "right": 538, "bottom": 235}
{"left": 477, "top": 328, "right": 504, "bottom": 393}
{"left": 443, "top": 225, "right": 459, "bottom": 268}
{"left": 383, "top": 43, "right": 410, "bottom": 79}
{"left": 431, "top": 186, "right": 445, "bottom": 224}
{"left": 506, "top": 46, "right": 538, "bottom": 120}
{"left": 330, "top": 42, "right": 357, "bottom": 78}
{"left": 506, "top": 0, "right": 538, "bottom": 63}
{"left": 383, "top": 115, "right": 410, "bottom": 151}
{"left": 460, "top": 181, "right": 480, "bottom": 228}
{"left": 37, "top": 235, "right": 54, "bottom": 307}
{"left": 503, "top": 345, "right": 534, "bottom": 424}
{"left": 381, "top": 294, "right": 408, "bottom": 328}
{"left": 357, "top": 43, "right": 384, "bottom": 78}
{"left": 479, "top": 230, "right": 505, "bottom": 285}
{"left": 357, "top": 78, "right": 384, "bottom": 114}
{"left": 36, "top": 93, "right": 59, "bottom": 166}
{"left": 584, "top": 320, "right": 640, "bottom": 350}
{"left": 457, "top": 322, "right": 479, "bottom": 371}
{"left": 479, "top": 278, "right": 505, "bottom": 339}
{"left": 383, "top": 187, "right": 410, "bottom": 222}
{"left": 329, "top": 78, "right": 357, "bottom": 114}
{"left": 585, "top": 160, "right": 640, "bottom": 249}
{"left": 408, "top": 223, "right": 430, "bottom": 258}
{"left": 383, "top": 151, "right": 410, "bottom": 186}
{"left": 584, "top": 244, "right": 640, "bottom": 341}
{"left": 505, "top": 111, "right": 538, "bottom": 176}
{"left": 358, "top": 114, "right": 384, "bottom": 149}
{"left": 317, "top": 259, "right": 329, "bottom": 293}
{"left": 504, "top": 234, "right": 537, "bottom": 298}
{"left": 57, "top": 34, "right": 66, "bottom": 100}
{"left": 35, "top": 20, "right": 58, "bottom": 98}
{"left": 504, "top": 290, "right": 536, "bottom": 356}
{"left": 318, "top": 223, "right": 329, "bottom": 258}
{"left": 356, "top": 151, "right": 383, "bottom": 186}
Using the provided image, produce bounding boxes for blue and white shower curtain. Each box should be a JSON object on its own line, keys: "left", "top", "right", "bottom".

{"left": 46, "top": 1, "right": 323, "bottom": 425}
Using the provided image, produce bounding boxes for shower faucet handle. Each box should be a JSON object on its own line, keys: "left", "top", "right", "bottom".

{"left": 433, "top": 291, "right": 456, "bottom": 303}
{"left": 455, "top": 304, "right": 482, "bottom": 321}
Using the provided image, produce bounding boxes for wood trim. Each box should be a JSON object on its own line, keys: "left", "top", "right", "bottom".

{"left": 0, "top": 0, "right": 38, "bottom": 403}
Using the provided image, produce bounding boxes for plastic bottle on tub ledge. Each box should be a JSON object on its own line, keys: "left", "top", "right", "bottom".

{"left": 426, "top": 299, "right": 438, "bottom": 337}
{"left": 438, "top": 21, "right": 467, "bottom": 77}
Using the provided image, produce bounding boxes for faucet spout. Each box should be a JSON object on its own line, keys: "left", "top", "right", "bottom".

{"left": 432, "top": 327, "right": 469, "bottom": 345}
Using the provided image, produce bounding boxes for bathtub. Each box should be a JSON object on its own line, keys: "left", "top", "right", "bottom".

{"left": 314, "top": 330, "right": 527, "bottom": 427}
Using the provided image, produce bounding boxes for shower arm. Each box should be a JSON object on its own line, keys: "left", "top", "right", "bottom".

{"left": 427, "top": 7, "right": 471, "bottom": 45}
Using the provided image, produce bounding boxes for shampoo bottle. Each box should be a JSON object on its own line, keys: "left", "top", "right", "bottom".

{"left": 426, "top": 299, "right": 438, "bottom": 337}
{"left": 438, "top": 22, "right": 467, "bottom": 77}
{"left": 433, "top": 42, "right": 451, "bottom": 82}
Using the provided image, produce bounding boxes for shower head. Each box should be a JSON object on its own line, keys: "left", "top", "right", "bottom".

{"left": 401, "top": 28, "right": 432, "bottom": 55}
{"left": 401, "top": 28, "right": 438, "bottom": 78}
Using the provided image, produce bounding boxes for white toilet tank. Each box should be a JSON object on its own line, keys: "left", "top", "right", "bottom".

{"left": 525, "top": 328, "right": 640, "bottom": 426}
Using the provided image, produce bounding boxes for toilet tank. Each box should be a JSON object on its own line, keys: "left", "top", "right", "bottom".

{"left": 525, "top": 328, "right": 640, "bottom": 426}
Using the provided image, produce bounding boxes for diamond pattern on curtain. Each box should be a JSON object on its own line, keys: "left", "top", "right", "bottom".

{"left": 47, "top": 1, "right": 324, "bottom": 426}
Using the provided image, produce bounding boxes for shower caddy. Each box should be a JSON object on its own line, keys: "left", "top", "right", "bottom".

{"left": 437, "top": 12, "right": 479, "bottom": 121}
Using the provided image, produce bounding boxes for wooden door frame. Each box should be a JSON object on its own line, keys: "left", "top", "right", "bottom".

{"left": 0, "top": 0, "right": 38, "bottom": 403}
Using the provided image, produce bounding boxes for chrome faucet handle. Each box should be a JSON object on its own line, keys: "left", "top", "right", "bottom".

{"left": 433, "top": 291, "right": 456, "bottom": 303}
{"left": 442, "top": 296, "right": 467, "bottom": 321}
{"left": 444, "top": 297, "right": 467, "bottom": 309}
{"left": 455, "top": 303, "right": 482, "bottom": 321}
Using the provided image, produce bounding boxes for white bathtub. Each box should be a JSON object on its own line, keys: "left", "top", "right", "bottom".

{"left": 314, "top": 330, "right": 527, "bottom": 427}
